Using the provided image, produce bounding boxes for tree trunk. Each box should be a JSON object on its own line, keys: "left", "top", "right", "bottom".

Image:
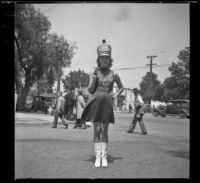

{"left": 17, "top": 91, "right": 27, "bottom": 111}
{"left": 16, "top": 79, "right": 31, "bottom": 111}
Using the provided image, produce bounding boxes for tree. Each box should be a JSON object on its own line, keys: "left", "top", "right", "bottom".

{"left": 14, "top": 4, "right": 78, "bottom": 110}
{"left": 62, "top": 69, "right": 89, "bottom": 90}
{"left": 154, "top": 84, "right": 165, "bottom": 101}
{"left": 47, "top": 67, "right": 55, "bottom": 90}
{"left": 139, "top": 72, "right": 161, "bottom": 103}
{"left": 162, "top": 47, "right": 190, "bottom": 100}
{"left": 45, "top": 32, "right": 78, "bottom": 86}
{"left": 15, "top": 4, "right": 51, "bottom": 110}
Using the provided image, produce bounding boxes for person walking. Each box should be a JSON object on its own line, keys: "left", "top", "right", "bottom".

{"left": 128, "top": 104, "right": 133, "bottom": 113}
{"left": 74, "top": 89, "right": 87, "bottom": 129}
{"left": 127, "top": 88, "right": 147, "bottom": 135}
{"left": 81, "top": 39, "right": 124, "bottom": 168}
{"left": 52, "top": 91, "right": 68, "bottom": 129}
{"left": 64, "top": 86, "right": 76, "bottom": 118}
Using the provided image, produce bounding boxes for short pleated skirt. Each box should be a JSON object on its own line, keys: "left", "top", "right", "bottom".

{"left": 81, "top": 90, "right": 115, "bottom": 123}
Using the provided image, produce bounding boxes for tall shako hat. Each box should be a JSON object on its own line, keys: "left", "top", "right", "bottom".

{"left": 97, "top": 39, "right": 112, "bottom": 57}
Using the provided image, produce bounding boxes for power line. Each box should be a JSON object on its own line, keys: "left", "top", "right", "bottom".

{"left": 115, "top": 46, "right": 186, "bottom": 62}
{"left": 116, "top": 45, "right": 185, "bottom": 59}
{"left": 153, "top": 64, "right": 171, "bottom": 67}
{"left": 113, "top": 66, "right": 147, "bottom": 71}
{"left": 113, "top": 44, "right": 187, "bottom": 60}
{"left": 41, "top": 4, "right": 60, "bottom": 13}
{"left": 78, "top": 45, "right": 188, "bottom": 65}
{"left": 113, "top": 64, "right": 170, "bottom": 71}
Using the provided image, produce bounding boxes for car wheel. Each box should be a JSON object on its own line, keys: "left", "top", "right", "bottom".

{"left": 180, "top": 112, "right": 186, "bottom": 119}
{"left": 158, "top": 109, "right": 166, "bottom": 117}
{"left": 161, "top": 114, "right": 166, "bottom": 117}
{"left": 160, "top": 111, "right": 166, "bottom": 117}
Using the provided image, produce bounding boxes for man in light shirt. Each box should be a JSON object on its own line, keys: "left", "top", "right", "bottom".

{"left": 127, "top": 88, "right": 147, "bottom": 135}
{"left": 52, "top": 91, "right": 68, "bottom": 129}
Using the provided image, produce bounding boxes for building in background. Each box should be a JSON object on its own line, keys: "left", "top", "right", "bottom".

{"left": 113, "top": 85, "right": 134, "bottom": 112}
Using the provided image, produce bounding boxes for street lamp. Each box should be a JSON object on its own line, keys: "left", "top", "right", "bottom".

{"left": 54, "top": 40, "right": 69, "bottom": 92}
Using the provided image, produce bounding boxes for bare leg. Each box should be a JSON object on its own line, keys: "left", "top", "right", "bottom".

{"left": 93, "top": 122, "right": 101, "bottom": 142}
{"left": 101, "top": 123, "right": 109, "bottom": 143}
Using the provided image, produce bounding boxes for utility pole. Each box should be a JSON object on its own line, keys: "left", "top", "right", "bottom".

{"left": 146, "top": 55, "right": 157, "bottom": 104}
{"left": 57, "top": 56, "right": 62, "bottom": 92}
{"left": 146, "top": 55, "right": 157, "bottom": 74}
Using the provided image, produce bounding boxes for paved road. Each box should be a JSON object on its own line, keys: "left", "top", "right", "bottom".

{"left": 15, "top": 112, "right": 189, "bottom": 179}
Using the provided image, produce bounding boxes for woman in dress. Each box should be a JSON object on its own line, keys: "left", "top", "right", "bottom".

{"left": 81, "top": 39, "right": 124, "bottom": 168}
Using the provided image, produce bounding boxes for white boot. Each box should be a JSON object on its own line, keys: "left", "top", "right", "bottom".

{"left": 94, "top": 143, "right": 101, "bottom": 168}
{"left": 101, "top": 142, "right": 108, "bottom": 167}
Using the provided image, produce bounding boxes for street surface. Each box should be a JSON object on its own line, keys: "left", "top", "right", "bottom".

{"left": 15, "top": 112, "right": 189, "bottom": 179}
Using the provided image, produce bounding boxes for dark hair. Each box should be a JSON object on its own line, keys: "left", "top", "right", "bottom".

{"left": 133, "top": 88, "right": 139, "bottom": 93}
{"left": 96, "top": 56, "right": 113, "bottom": 68}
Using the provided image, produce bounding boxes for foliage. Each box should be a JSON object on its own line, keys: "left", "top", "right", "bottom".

{"left": 15, "top": 4, "right": 52, "bottom": 110}
{"left": 14, "top": 4, "right": 77, "bottom": 110}
{"left": 162, "top": 47, "right": 190, "bottom": 100}
{"left": 62, "top": 69, "right": 89, "bottom": 90}
{"left": 35, "top": 77, "right": 51, "bottom": 95}
{"left": 46, "top": 33, "right": 78, "bottom": 75}
{"left": 139, "top": 72, "right": 161, "bottom": 103}
{"left": 139, "top": 47, "right": 190, "bottom": 102}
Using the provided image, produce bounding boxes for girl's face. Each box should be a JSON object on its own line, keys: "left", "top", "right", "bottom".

{"left": 99, "top": 56, "right": 110, "bottom": 68}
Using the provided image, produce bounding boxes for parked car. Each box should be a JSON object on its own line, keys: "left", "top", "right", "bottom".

{"left": 152, "top": 99, "right": 190, "bottom": 119}
{"left": 31, "top": 95, "right": 56, "bottom": 113}
{"left": 143, "top": 104, "right": 152, "bottom": 113}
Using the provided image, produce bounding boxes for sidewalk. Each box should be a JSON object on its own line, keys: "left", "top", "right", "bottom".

{"left": 15, "top": 112, "right": 54, "bottom": 124}
{"left": 14, "top": 112, "right": 153, "bottom": 124}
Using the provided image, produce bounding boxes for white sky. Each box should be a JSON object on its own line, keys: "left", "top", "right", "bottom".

{"left": 33, "top": 3, "right": 189, "bottom": 91}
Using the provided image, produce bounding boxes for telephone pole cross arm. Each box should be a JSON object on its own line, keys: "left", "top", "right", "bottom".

{"left": 146, "top": 55, "right": 157, "bottom": 74}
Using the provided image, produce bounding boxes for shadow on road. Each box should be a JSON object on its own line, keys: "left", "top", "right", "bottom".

{"left": 166, "top": 150, "right": 190, "bottom": 160}
{"left": 83, "top": 154, "right": 123, "bottom": 164}
{"left": 132, "top": 131, "right": 144, "bottom": 135}
{"left": 126, "top": 131, "right": 145, "bottom": 135}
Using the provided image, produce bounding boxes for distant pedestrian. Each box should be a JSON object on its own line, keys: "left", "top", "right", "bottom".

{"left": 81, "top": 39, "right": 124, "bottom": 168}
{"left": 47, "top": 106, "right": 53, "bottom": 115}
{"left": 52, "top": 91, "right": 68, "bottom": 129}
{"left": 128, "top": 104, "right": 133, "bottom": 113}
{"left": 64, "top": 86, "right": 76, "bottom": 118}
{"left": 127, "top": 88, "right": 147, "bottom": 135}
{"left": 74, "top": 89, "right": 87, "bottom": 129}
